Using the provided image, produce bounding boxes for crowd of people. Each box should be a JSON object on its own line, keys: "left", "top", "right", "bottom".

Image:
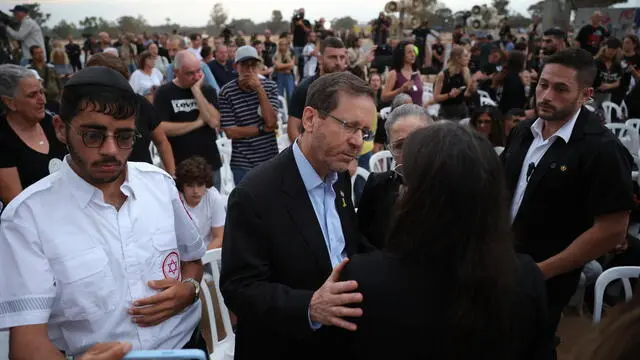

{"left": 1, "top": 3, "right": 640, "bottom": 360}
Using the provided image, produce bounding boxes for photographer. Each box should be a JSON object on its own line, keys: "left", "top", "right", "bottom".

{"left": 0, "top": 5, "right": 45, "bottom": 65}
{"left": 291, "top": 8, "right": 311, "bottom": 59}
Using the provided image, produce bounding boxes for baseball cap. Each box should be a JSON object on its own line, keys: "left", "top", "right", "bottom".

{"left": 235, "top": 45, "right": 262, "bottom": 64}
{"left": 64, "top": 66, "right": 134, "bottom": 94}
{"left": 9, "top": 5, "right": 29, "bottom": 13}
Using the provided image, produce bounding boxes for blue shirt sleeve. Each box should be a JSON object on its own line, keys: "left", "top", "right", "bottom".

{"left": 201, "top": 63, "right": 220, "bottom": 93}
{"left": 308, "top": 306, "right": 322, "bottom": 330}
{"left": 165, "top": 64, "right": 174, "bottom": 84}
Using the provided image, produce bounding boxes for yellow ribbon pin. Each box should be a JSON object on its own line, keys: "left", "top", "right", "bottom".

{"left": 340, "top": 191, "right": 347, "bottom": 208}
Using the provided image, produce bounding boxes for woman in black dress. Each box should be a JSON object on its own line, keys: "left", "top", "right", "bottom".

{"left": 0, "top": 64, "right": 67, "bottom": 205}
{"left": 342, "top": 122, "right": 553, "bottom": 360}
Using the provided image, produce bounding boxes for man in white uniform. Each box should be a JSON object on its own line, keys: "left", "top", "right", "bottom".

{"left": 0, "top": 66, "right": 206, "bottom": 359}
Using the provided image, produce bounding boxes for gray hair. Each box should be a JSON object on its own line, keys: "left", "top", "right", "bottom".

{"left": 0, "top": 64, "right": 36, "bottom": 99}
{"left": 391, "top": 93, "right": 412, "bottom": 109}
{"left": 385, "top": 103, "right": 433, "bottom": 141}
{"left": 174, "top": 50, "right": 195, "bottom": 70}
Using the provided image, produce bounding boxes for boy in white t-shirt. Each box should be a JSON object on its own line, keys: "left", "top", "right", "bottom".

{"left": 176, "top": 157, "right": 226, "bottom": 249}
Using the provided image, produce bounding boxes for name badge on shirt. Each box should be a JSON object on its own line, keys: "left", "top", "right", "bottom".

{"left": 162, "top": 251, "right": 181, "bottom": 280}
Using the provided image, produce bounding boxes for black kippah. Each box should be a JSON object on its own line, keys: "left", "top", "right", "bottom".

{"left": 64, "top": 66, "right": 134, "bottom": 94}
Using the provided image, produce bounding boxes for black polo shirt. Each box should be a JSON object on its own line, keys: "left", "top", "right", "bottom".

{"left": 208, "top": 60, "right": 237, "bottom": 88}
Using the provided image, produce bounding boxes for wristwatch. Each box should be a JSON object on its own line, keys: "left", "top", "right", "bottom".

{"left": 257, "top": 123, "right": 266, "bottom": 135}
{"left": 182, "top": 278, "right": 201, "bottom": 300}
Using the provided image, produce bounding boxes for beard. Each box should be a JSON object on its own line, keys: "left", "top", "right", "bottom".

{"left": 536, "top": 95, "right": 580, "bottom": 122}
{"left": 542, "top": 46, "right": 556, "bottom": 56}
{"left": 66, "top": 135, "right": 125, "bottom": 185}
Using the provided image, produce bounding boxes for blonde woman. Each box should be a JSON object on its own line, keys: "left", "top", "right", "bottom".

{"left": 50, "top": 41, "right": 71, "bottom": 76}
{"left": 593, "top": 38, "right": 623, "bottom": 110}
{"left": 432, "top": 46, "right": 477, "bottom": 120}
{"left": 273, "top": 37, "right": 296, "bottom": 103}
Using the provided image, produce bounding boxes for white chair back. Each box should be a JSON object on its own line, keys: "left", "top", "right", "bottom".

{"left": 369, "top": 150, "right": 395, "bottom": 173}
{"left": 380, "top": 106, "right": 392, "bottom": 120}
{"left": 605, "top": 123, "right": 635, "bottom": 156}
{"left": 216, "top": 135, "right": 235, "bottom": 195}
{"left": 593, "top": 266, "right": 640, "bottom": 323}
{"left": 621, "top": 100, "right": 629, "bottom": 119}
{"left": 350, "top": 167, "right": 371, "bottom": 206}
{"left": 477, "top": 89, "right": 492, "bottom": 100}
{"left": 602, "top": 101, "right": 623, "bottom": 124}
{"left": 149, "top": 143, "right": 163, "bottom": 168}
{"left": 277, "top": 95, "right": 288, "bottom": 122}
{"left": 625, "top": 119, "right": 640, "bottom": 161}
{"left": 480, "top": 97, "right": 497, "bottom": 107}
{"left": 201, "top": 249, "right": 235, "bottom": 359}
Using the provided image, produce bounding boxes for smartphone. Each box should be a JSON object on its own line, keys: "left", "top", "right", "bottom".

{"left": 123, "top": 349, "right": 207, "bottom": 360}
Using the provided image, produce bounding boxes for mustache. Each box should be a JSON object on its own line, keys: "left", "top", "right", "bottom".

{"left": 92, "top": 157, "right": 121, "bottom": 167}
{"left": 537, "top": 101, "right": 556, "bottom": 110}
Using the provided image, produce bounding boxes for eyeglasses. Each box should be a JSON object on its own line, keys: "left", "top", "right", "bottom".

{"left": 325, "top": 113, "right": 374, "bottom": 141}
{"left": 70, "top": 125, "right": 140, "bottom": 149}
{"left": 388, "top": 138, "right": 405, "bottom": 156}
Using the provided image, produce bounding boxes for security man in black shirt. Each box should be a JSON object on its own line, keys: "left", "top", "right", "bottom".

{"left": 502, "top": 48, "right": 634, "bottom": 357}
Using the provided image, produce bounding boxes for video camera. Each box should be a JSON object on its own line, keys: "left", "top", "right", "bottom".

{"left": 292, "top": 9, "right": 304, "bottom": 22}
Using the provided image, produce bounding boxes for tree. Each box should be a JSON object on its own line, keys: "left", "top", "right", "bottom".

{"left": 331, "top": 16, "right": 358, "bottom": 32}
{"left": 528, "top": 0, "right": 545, "bottom": 18}
{"left": 209, "top": 2, "right": 228, "bottom": 31}
{"left": 267, "top": 10, "right": 286, "bottom": 33}
{"left": 227, "top": 18, "right": 256, "bottom": 34}
{"left": 492, "top": 0, "right": 510, "bottom": 16}
{"left": 51, "top": 20, "right": 76, "bottom": 38}
{"left": 22, "top": 3, "right": 50, "bottom": 27}
{"left": 117, "top": 15, "right": 148, "bottom": 34}
{"left": 79, "top": 16, "right": 99, "bottom": 34}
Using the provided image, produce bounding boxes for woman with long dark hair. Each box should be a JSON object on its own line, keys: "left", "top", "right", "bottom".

{"left": 381, "top": 40, "right": 423, "bottom": 106}
{"left": 342, "top": 122, "right": 552, "bottom": 360}
{"left": 497, "top": 50, "right": 527, "bottom": 115}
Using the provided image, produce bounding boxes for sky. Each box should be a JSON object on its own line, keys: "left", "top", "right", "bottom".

{"left": 2, "top": 0, "right": 636, "bottom": 27}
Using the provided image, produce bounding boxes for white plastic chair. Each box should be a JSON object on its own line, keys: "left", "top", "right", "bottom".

{"left": 201, "top": 249, "right": 235, "bottom": 360}
{"left": 149, "top": 143, "right": 163, "bottom": 168}
{"left": 380, "top": 106, "right": 392, "bottom": 120}
{"left": 480, "top": 97, "right": 497, "bottom": 107}
{"left": 216, "top": 135, "right": 235, "bottom": 196}
{"left": 350, "top": 167, "right": 371, "bottom": 206}
{"left": 369, "top": 150, "right": 395, "bottom": 173}
{"left": 605, "top": 123, "right": 635, "bottom": 156}
{"left": 477, "top": 89, "right": 492, "bottom": 100}
{"left": 593, "top": 266, "right": 640, "bottom": 323}
{"left": 621, "top": 101, "right": 629, "bottom": 119}
{"left": 602, "top": 101, "right": 623, "bottom": 124}
{"left": 277, "top": 95, "right": 288, "bottom": 122}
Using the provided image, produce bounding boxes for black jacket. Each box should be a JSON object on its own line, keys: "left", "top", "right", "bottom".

{"left": 357, "top": 170, "right": 402, "bottom": 249}
{"left": 220, "top": 147, "right": 373, "bottom": 360}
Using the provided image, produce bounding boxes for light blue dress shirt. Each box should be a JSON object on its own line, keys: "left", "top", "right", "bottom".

{"left": 293, "top": 141, "right": 347, "bottom": 330}
{"left": 165, "top": 62, "right": 220, "bottom": 93}
{"left": 292, "top": 141, "right": 347, "bottom": 268}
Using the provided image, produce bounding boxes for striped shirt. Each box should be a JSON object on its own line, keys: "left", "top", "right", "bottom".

{"left": 219, "top": 78, "right": 280, "bottom": 170}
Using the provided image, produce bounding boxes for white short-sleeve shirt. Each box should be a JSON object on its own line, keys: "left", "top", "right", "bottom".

{"left": 181, "top": 188, "right": 226, "bottom": 247}
{"left": 0, "top": 158, "right": 206, "bottom": 355}
{"left": 129, "top": 68, "right": 164, "bottom": 95}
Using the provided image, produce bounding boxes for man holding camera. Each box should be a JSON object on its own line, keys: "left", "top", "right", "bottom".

{"left": 0, "top": 5, "right": 45, "bottom": 65}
